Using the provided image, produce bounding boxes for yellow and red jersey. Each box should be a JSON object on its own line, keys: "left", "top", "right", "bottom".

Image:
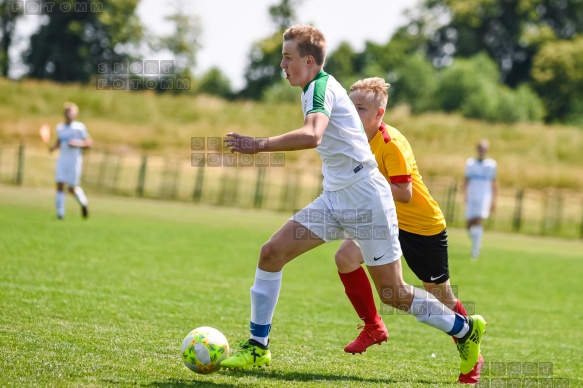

{"left": 369, "top": 122, "right": 445, "bottom": 236}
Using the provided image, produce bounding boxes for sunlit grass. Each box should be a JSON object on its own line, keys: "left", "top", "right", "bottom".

{"left": 1, "top": 185, "right": 582, "bottom": 387}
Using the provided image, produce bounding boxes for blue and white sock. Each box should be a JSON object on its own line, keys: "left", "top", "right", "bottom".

{"left": 469, "top": 225, "right": 483, "bottom": 258}
{"left": 56, "top": 191, "right": 65, "bottom": 218}
{"left": 249, "top": 267, "right": 282, "bottom": 347}
{"left": 409, "top": 290, "right": 469, "bottom": 338}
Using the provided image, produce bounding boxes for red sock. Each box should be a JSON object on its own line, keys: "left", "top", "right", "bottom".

{"left": 452, "top": 299, "right": 468, "bottom": 316}
{"left": 451, "top": 300, "right": 468, "bottom": 344}
{"left": 338, "top": 267, "right": 380, "bottom": 325}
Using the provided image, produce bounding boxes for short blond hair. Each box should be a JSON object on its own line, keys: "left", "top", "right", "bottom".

{"left": 349, "top": 77, "right": 391, "bottom": 108}
{"left": 283, "top": 24, "right": 327, "bottom": 66}
{"left": 63, "top": 102, "right": 79, "bottom": 112}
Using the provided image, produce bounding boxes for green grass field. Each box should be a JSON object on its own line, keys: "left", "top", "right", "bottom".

{"left": 1, "top": 184, "right": 582, "bottom": 387}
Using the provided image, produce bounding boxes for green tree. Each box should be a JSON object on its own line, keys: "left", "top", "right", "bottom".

{"left": 0, "top": 0, "right": 23, "bottom": 77}
{"left": 198, "top": 67, "right": 232, "bottom": 99}
{"left": 391, "top": 54, "right": 437, "bottom": 113}
{"left": 408, "top": 0, "right": 583, "bottom": 88}
{"left": 24, "top": 0, "right": 142, "bottom": 82}
{"left": 435, "top": 52, "right": 500, "bottom": 113}
{"left": 531, "top": 35, "right": 583, "bottom": 122}
{"left": 324, "top": 42, "right": 357, "bottom": 87}
{"left": 151, "top": 2, "right": 201, "bottom": 76}
{"left": 240, "top": 0, "right": 301, "bottom": 99}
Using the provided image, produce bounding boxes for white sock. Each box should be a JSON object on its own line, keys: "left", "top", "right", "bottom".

{"left": 250, "top": 267, "right": 282, "bottom": 346}
{"left": 73, "top": 187, "right": 88, "bottom": 206}
{"left": 56, "top": 191, "right": 65, "bottom": 218}
{"left": 409, "top": 290, "right": 469, "bottom": 338}
{"left": 469, "top": 225, "right": 483, "bottom": 257}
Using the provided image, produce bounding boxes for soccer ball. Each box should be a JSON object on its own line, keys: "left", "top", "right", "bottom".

{"left": 180, "top": 326, "right": 230, "bottom": 374}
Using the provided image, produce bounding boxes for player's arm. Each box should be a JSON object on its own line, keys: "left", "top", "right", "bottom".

{"left": 68, "top": 134, "right": 93, "bottom": 148}
{"left": 49, "top": 139, "right": 60, "bottom": 153}
{"left": 390, "top": 181, "right": 412, "bottom": 203}
{"left": 463, "top": 175, "right": 470, "bottom": 203}
{"left": 490, "top": 178, "right": 497, "bottom": 213}
{"left": 224, "top": 112, "right": 328, "bottom": 153}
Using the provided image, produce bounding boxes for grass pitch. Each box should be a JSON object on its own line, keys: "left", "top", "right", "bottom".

{"left": 1, "top": 185, "right": 582, "bottom": 387}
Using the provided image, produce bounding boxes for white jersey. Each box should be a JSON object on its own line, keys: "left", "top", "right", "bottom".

{"left": 302, "top": 70, "right": 377, "bottom": 191}
{"left": 55, "top": 121, "right": 89, "bottom": 186}
{"left": 465, "top": 157, "right": 497, "bottom": 204}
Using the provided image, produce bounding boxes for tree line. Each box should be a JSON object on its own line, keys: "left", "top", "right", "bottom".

{"left": 1, "top": 0, "right": 582, "bottom": 124}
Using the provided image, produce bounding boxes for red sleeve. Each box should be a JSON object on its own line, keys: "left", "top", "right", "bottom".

{"left": 389, "top": 175, "right": 412, "bottom": 183}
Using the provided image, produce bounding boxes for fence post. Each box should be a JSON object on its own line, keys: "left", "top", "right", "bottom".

{"left": 110, "top": 154, "right": 122, "bottom": 193}
{"left": 160, "top": 159, "right": 179, "bottom": 199}
{"left": 445, "top": 181, "right": 457, "bottom": 225}
{"left": 136, "top": 155, "right": 148, "bottom": 197}
{"left": 512, "top": 188, "right": 524, "bottom": 232}
{"left": 192, "top": 167, "right": 204, "bottom": 203}
{"left": 555, "top": 193, "right": 563, "bottom": 235}
{"left": 97, "top": 151, "right": 109, "bottom": 190}
{"left": 541, "top": 190, "right": 549, "bottom": 235}
{"left": 15, "top": 143, "right": 25, "bottom": 185}
{"left": 281, "top": 170, "right": 300, "bottom": 211}
{"left": 254, "top": 166, "right": 266, "bottom": 208}
{"left": 580, "top": 198, "right": 583, "bottom": 239}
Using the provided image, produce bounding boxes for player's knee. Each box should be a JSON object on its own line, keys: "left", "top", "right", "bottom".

{"left": 259, "top": 240, "right": 285, "bottom": 267}
{"left": 334, "top": 248, "right": 353, "bottom": 270}
{"left": 378, "top": 284, "right": 412, "bottom": 309}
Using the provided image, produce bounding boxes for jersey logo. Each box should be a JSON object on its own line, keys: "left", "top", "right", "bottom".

{"left": 353, "top": 164, "right": 363, "bottom": 174}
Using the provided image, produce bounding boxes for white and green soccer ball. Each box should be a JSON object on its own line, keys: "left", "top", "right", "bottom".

{"left": 180, "top": 326, "right": 230, "bottom": 374}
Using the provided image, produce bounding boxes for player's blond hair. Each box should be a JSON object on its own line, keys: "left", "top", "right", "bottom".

{"left": 349, "top": 77, "right": 391, "bottom": 109}
{"left": 283, "top": 24, "right": 327, "bottom": 66}
{"left": 63, "top": 102, "right": 79, "bottom": 112}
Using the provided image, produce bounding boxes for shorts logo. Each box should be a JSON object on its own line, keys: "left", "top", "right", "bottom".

{"left": 373, "top": 253, "right": 386, "bottom": 261}
{"left": 353, "top": 164, "right": 363, "bottom": 173}
{"left": 430, "top": 273, "right": 445, "bottom": 282}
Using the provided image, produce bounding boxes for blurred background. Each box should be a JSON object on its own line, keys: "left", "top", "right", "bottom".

{"left": 1, "top": 0, "right": 582, "bottom": 239}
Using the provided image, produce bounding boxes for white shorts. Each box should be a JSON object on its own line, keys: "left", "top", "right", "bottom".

{"left": 291, "top": 169, "right": 401, "bottom": 266}
{"left": 55, "top": 158, "right": 82, "bottom": 187}
{"left": 466, "top": 199, "right": 491, "bottom": 220}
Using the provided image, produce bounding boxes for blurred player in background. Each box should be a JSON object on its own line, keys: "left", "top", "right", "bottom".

{"left": 336, "top": 77, "right": 483, "bottom": 385}
{"left": 464, "top": 140, "right": 497, "bottom": 259}
{"left": 49, "top": 102, "right": 93, "bottom": 219}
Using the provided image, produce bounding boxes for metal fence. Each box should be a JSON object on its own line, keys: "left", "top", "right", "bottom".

{"left": 2, "top": 143, "right": 583, "bottom": 239}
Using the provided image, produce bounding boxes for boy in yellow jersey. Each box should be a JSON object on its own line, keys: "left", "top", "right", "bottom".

{"left": 335, "top": 77, "right": 484, "bottom": 385}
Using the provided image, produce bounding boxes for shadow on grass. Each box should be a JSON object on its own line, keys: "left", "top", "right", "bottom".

{"left": 141, "top": 368, "right": 443, "bottom": 387}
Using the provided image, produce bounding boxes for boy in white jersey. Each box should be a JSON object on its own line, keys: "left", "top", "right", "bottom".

{"left": 49, "top": 102, "right": 93, "bottom": 219}
{"left": 221, "top": 25, "right": 485, "bottom": 378}
{"left": 464, "top": 140, "right": 497, "bottom": 259}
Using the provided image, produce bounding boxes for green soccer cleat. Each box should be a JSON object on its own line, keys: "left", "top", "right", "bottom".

{"left": 220, "top": 339, "right": 271, "bottom": 369}
{"left": 457, "top": 314, "right": 487, "bottom": 375}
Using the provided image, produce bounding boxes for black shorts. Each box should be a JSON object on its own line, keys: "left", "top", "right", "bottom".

{"left": 399, "top": 228, "right": 450, "bottom": 284}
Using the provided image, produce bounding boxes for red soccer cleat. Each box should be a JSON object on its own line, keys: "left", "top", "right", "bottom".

{"left": 458, "top": 353, "right": 485, "bottom": 385}
{"left": 343, "top": 319, "right": 389, "bottom": 354}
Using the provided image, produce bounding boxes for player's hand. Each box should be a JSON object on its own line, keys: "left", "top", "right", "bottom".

{"left": 224, "top": 133, "right": 259, "bottom": 154}
{"left": 68, "top": 139, "right": 84, "bottom": 147}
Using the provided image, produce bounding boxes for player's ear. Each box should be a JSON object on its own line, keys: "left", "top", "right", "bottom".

{"left": 306, "top": 55, "right": 314, "bottom": 66}
{"left": 377, "top": 107, "right": 385, "bottom": 118}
